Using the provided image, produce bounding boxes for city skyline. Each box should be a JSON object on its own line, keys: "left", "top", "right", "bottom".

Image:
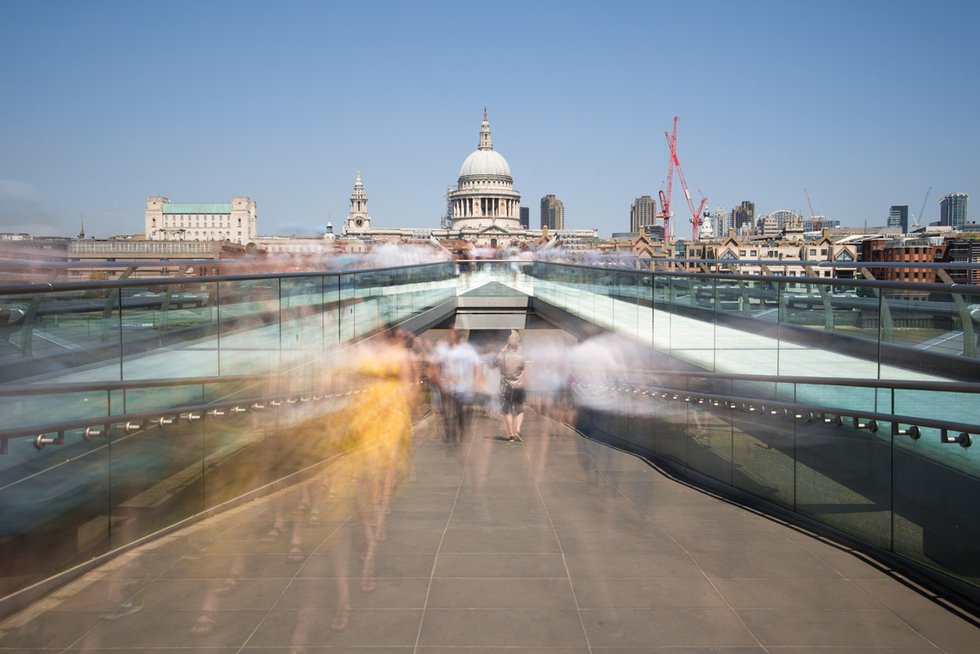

{"left": 1, "top": 0, "right": 977, "bottom": 240}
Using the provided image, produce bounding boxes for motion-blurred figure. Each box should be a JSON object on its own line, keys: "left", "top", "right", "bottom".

{"left": 494, "top": 330, "right": 526, "bottom": 441}
{"left": 434, "top": 329, "right": 482, "bottom": 442}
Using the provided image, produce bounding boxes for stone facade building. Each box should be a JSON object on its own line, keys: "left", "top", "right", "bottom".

{"left": 145, "top": 197, "right": 257, "bottom": 245}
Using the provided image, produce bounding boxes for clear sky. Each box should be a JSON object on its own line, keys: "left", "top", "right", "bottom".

{"left": 1, "top": 0, "right": 977, "bottom": 240}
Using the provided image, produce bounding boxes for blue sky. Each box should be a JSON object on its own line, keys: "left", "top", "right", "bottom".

{"left": 1, "top": 0, "right": 977, "bottom": 239}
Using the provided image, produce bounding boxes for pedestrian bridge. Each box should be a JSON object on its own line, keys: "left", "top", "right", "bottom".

{"left": 0, "top": 259, "right": 978, "bottom": 651}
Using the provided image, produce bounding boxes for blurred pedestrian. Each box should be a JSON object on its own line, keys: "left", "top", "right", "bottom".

{"left": 437, "top": 329, "right": 482, "bottom": 442}
{"left": 495, "top": 330, "right": 526, "bottom": 441}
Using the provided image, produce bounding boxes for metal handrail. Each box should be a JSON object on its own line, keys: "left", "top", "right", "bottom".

{"left": 0, "top": 389, "right": 352, "bottom": 444}
{"left": 531, "top": 261, "right": 980, "bottom": 294}
{"left": 592, "top": 382, "right": 979, "bottom": 438}
{"left": 0, "top": 260, "right": 455, "bottom": 295}
{"left": 631, "top": 371, "right": 980, "bottom": 394}
{"left": 0, "top": 373, "right": 280, "bottom": 395}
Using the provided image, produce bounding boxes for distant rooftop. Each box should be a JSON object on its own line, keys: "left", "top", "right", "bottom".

{"left": 162, "top": 203, "right": 232, "bottom": 215}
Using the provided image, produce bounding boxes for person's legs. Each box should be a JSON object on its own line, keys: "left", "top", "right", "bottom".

{"left": 442, "top": 391, "right": 458, "bottom": 441}
{"left": 512, "top": 388, "right": 526, "bottom": 441}
{"left": 455, "top": 394, "right": 468, "bottom": 440}
{"left": 513, "top": 410, "right": 524, "bottom": 438}
{"left": 501, "top": 387, "right": 514, "bottom": 438}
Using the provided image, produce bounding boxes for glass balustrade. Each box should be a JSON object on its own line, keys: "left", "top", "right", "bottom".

{"left": 534, "top": 260, "right": 979, "bottom": 598}
{"left": 1, "top": 257, "right": 978, "bottom": 611}
{"left": 0, "top": 262, "right": 455, "bottom": 601}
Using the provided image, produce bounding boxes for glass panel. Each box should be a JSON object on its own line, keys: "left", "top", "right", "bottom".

{"left": 880, "top": 284, "right": 980, "bottom": 380}
{"left": 109, "top": 417, "right": 204, "bottom": 547}
{"left": 0, "top": 426, "right": 111, "bottom": 597}
{"left": 651, "top": 393, "right": 690, "bottom": 466}
{"left": 627, "top": 392, "right": 656, "bottom": 453}
{"left": 338, "top": 273, "right": 357, "bottom": 343}
{"left": 120, "top": 280, "right": 218, "bottom": 380}
{"left": 668, "top": 274, "right": 714, "bottom": 369}
{"left": 794, "top": 416, "right": 891, "bottom": 548}
{"left": 796, "top": 383, "right": 878, "bottom": 415}
{"left": 651, "top": 273, "right": 671, "bottom": 351}
{"left": 203, "top": 409, "right": 268, "bottom": 509}
{"left": 217, "top": 278, "right": 281, "bottom": 376}
{"left": 322, "top": 274, "right": 341, "bottom": 350}
{"left": 0, "top": 286, "right": 123, "bottom": 385}
{"left": 280, "top": 275, "right": 325, "bottom": 370}
{"left": 892, "top": 386, "right": 980, "bottom": 587}
{"left": 687, "top": 399, "right": 734, "bottom": 485}
{"left": 731, "top": 409, "right": 794, "bottom": 508}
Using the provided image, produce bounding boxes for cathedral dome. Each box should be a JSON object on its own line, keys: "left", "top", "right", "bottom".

{"left": 449, "top": 110, "right": 521, "bottom": 234}
{"left": 459, "top": 148, "right": 511, "bottom": 178}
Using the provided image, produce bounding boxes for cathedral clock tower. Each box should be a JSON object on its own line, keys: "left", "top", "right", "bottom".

{"left": 344, "top": 171, "right": 371, "bottom": 234}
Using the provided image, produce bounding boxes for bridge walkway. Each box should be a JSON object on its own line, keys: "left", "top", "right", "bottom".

{"left": 1, "top": 407, "right": 978, "bottom": 652}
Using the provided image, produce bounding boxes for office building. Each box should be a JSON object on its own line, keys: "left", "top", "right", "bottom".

{"left": 145, "top": 197, "right": 257, "bottom": 245}
{"left": 630, "top": 195, "right": 657, "bottom": 235}
{"left": 520, "top": 206, "right": 529, "bottom": 229}
{"left": 541, "top": 194, "right": 564, "bottom": 230}
{"left": 732, "top": 201, "right": 755, "bottom": 234}
{"left": 940, "top": 193, "right": 969, "bottom": 228}
{"left": 889, "top": 205, "right": 909, "bottom": 232}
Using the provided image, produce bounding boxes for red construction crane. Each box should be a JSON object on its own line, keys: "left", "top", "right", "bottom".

{"left": 804, "top": 188, "right": 820, "bottom": 230}
{"left": 657, "top": 117, "right": 677, "bottom": 241}
{"left": 665, "top": 117, "right": 707, "bottom": 240}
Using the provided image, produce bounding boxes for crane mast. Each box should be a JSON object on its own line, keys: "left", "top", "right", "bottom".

{"left": 804, "top": 188, "right": 820, "bottom": 230}
{"left": 666, "top": 118, "right": 707, "bottom": 240}
{"left": 912, "top": 186, "right": 932, "bottom": 230}
{"left": 657, "top": 117, "right": 677, "bottom": 241}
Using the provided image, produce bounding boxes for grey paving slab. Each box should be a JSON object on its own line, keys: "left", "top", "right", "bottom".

{"left": 591, "top": 649, "right": 766, "bottom": 654}
{"left": 563, "top": 549, "right": 705, "bottom": 580}
{"left": 72, "top": 609, "right": 267, "bottom": 649}
{"left": 416, "top": 649, "right": 589, "bottom": 654}
{"left": 276, "top": 577, "right": 431, "bottom": 609}
{"left": 737, "top": 608, "right": 938, "bottom": 647}
{"left": 438, "top": 524, "right": 562, "bottom": 553}
{"left": 426, "top": 578, "right": 577, "bottom": 609}
{"left": 433, "top": 552, "right": 568, "bottom": 578}
{"left": 580, "top": 608, "right": 759, "bottom": 648}
{"left": 417, "top": 608, "right": 587, "bottom": 647}
{"left": 687, "top": 548, "right": 846, "bottom": 579}
{"left": 2, "top": 408, "right": 978, "bottom": 653}
{"left": 571, "top": 577, "right": 731, "bottom": 609}
{"left": 246, "top": 608, "right": 423, "bottom": 647}
{"left": 851, "top": 577, "right": 980, "bottom": 654}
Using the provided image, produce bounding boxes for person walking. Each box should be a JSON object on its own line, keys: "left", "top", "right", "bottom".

{"left": 495, "top": 330, "right": 526, "bottom": 442}
{"left": 437, "top": 329, "right": 482, "bottom": 442}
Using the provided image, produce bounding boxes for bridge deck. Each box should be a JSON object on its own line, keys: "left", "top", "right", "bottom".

{"left": 1, "top": 409, "right": 977, "bottom": 651}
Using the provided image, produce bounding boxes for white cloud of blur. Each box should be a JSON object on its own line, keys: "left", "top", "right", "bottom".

{"left": 272, "top": 222, "right": 325, "bottom": 237}
{"left": 361, "top": 242, "right": 451, "bottom": 268}
{"left": 568, "top": 331, "right": 649, "bottom": 412}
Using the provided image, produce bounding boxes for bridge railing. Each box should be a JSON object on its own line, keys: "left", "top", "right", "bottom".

{"left": 0, "top": 261, "right": 456, "bottom": 385}
{"left": 531, "top": 260, "right": 980, "bottom": 609}
{"left": 573, "top": 370, "right": 980, "bottom": 609}
{"left": 531, "top": 261, "right": 980, "bottom": 380}
{"left": 0, "top": 261, "right": 455, "bottom": 613}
